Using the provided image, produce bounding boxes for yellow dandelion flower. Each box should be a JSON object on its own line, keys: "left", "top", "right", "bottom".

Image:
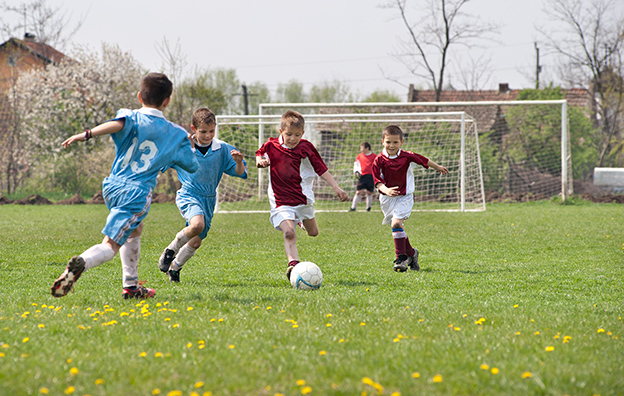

{"left": 360, "top": 322, "right": 366, "bottom": 326}
{"left": 191, "top": 392, "right": 200, "bottom": 396}
{"left": 534, "top": 331, "right": 540, "bottom": 335}
{"left": 165, "top": 318, "right": 171, "bottom": 322}
{"left": 70, "top": 367, "right": 79, "bottom": 375}
{"left": 326, "top": 313, "right": 332, "bottom": 317}
{"left": 167, "top": 391, "right": 182, "bottom": 396}
{"left": 274, "top": 394, "right": 284, "bottom": 396}
{"left": 597, "top": 328, "right": 605, "bottom": 333}
{"left": 38, "top": 324, "right": 45, "bottom": 328}
{"left": 151, "top": 390, "right": 161, "bottom": 395}
{"left": 515, "top": 331, "right": 521, "bottom": 335}
{"left": 391, "top": 392, "right": 401, "bottom": 396}
{"left": 454, "top": 327, "right": 461, "bottom": 331}
{"left": 545, "top": 346, "right": 555, "bottom": 352}
{"left": 319, "top": 350, "right": 326, "bottom": 355}
{"left": 64, "top": 386, "right": 75, "bottom": 394}
{"left": 480, "top": 364, "right": 489, "bottom": 370}
{"left": 266, "top": 306, "right": 272, "bottom": 310}
{"left": 39, "top": 388, "right": 49, "bottom": 394}
{"left": 393, "top": 338, "right": 400, "bottom": 343}
{"left": 194, "top": 381, "right": 204, "bottom": 388}
{"left": 296, "top": 379, "right": 306, "bottom": 386}
{"left": 187, "top": 343, "right": 193, "bottom": 348}
{"left": 139, "top": 352, "right": 147, "bottom": 357}
{"left": 292, "top": 324, "right": 299, "bottom": 329}
{"left": 187, "top": 307, "right": 193, "bottom": 311}
{"left": 228, "top": 344, "right": 235, "bottom": 349}
{"left": 563, "top": 336, "right": 572, "bottom": 343}
{"left": 95, "top": 379, "right": 104, "bottom": 385}
{"left": 218, "top": 318, "right": 224, "bottom": 322}
{"left": 491, "top": 368, "right": 499, "bottom": 374}
{"left": 155, "top": 352, "right": 163, "bottom": 357}
{"left": 22, "top": 337, "right": 29, "bottom": 343}
{"left": 173, "top": 324, "right": 179, "bottom": 328}
{"left": 433, "top": 374, "right": 443, "bottom": 383}
{"left": 301, "top": 386, "right": 312, "bottom": 394}
{"left": 0, "top": 353, "right": 5, "bottom": 357}
{"left": 326, "top": 323, "right": 331, "bottom": 327}
{"left": 339, "top": 339, "right": 345, "bottom": 343}
{"left": 411, "top": 372, "right": 420, "bottom": 378}
{"left": 521, "top": 372, "right": 532, "bottom": 379}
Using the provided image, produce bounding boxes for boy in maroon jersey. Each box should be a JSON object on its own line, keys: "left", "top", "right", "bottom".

{"left": 256, "top": 110, "right": 348, "bottom": 280}
{"left": 372, "top": 125, "right": 448, "bottom": 272}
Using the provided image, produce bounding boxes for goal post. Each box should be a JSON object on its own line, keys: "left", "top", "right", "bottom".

{"left": 259, "top": 100, "right": 572, "bottom": 202}
{"left": 214, "top": 111, "right": 485, "bottom": 213}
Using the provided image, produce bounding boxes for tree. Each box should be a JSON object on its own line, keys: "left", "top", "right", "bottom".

{"left": 541, "top": 0, "right": 624, "bottom": 168}
{"left": 362, "top": 89, "right": 401, "bottom": 103}
{"left": 275, "top": 79, "right": 307, "bottom": 103}
{"left": 309, "top": 80, "right": 354, "bottom": 103}
{"left": 12, "top": 44, "right": 144, "bottom": 195}
{"left": 388, "top": 0, "right": 499, "bottom": 101}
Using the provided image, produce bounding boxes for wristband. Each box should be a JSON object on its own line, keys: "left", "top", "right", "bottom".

{"left": 84, "top": 129, "right": 92, "bottom": 140}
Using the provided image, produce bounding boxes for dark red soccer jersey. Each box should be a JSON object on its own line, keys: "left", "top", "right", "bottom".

{"left": 372, "top": 149, "right": 429, "bottom": 195}
{"left": 256, "top": 137, "right": 329, "bottom": 207}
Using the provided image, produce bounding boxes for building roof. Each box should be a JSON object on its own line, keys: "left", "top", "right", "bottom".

{"left": 0, "top": 37, "right": 66, "bottom": 65}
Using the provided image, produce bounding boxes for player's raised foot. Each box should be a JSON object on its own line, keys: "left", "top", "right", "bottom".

{"left": 168, "top": 268, "right": 181, "bottom": 283}
{"left": 349, "top": 207, "right": 356, "bottom": 211}
{"left": 51, "top": 256, "right": 85, "bottom": 297}
{"left": 409, "top": 249, "right": 420, "bottom": 271}
{"left": 393, "top": 254, "right": 410, "bottom": 272}
{"left": 122, "top": 284, "right": 155, "bottom": 299}
{"left": 366, "top": 207, "right": 371, "bottom": 212}
{"left": 158, "top": 248, "right": 176, "bottom": 273}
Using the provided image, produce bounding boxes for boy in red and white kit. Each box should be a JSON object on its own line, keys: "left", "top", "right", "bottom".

{"left": 256, "top": 110, "right": 348, "bottom": 280}
{"left": 350, "top": 141, "right": 376, "bottom": 212}
{"left": 372, "top": 125, "right": 448, "bottom": 272}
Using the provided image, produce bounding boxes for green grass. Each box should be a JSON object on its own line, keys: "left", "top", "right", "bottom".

{"left": 0, "top": 202, "right": 622, "bottom": 396}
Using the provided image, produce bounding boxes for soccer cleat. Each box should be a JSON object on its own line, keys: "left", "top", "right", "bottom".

{"left": 168, "top": 268, "right": 181, "bottom": 283}
{"left": 349, "top": 207, "right": 356, "bottom": 211}
{"left": 393, "top": 254, "right": 410, "bottom": 272}
{"left": 158, "top": 248, "right": 176, "bottom": 273}
{"left": 286, "top": 262, "right": 299, "bottom": 280}
{"left": 122, "top": 284, "right": 155, "bottom": 299}
{"left": 366, "top": 207, "right": 371, "bottom": 212}
{"left": 409, "top": 249, "right": 420, "bottom": 271}
{"left": 51, "top": 256, "right": 86, "bottom": 297}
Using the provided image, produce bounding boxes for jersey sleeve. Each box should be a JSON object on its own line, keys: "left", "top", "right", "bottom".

{"left": 255, "top": 141, "right": 269, "bottom": 157}
{"left": 109, "top": 108, "right": 135, "bottom": 145}
{"left": 409, "top": 151, "right": 429, "bottom": 168}
{"left": 372, "top": 156, "right": 384, "bottom": 186}
{"left": 353, "top": 156, "right": 362, "bottom": 174}
{"left": 305, "top": 142, "right": 328, "bottom": 176}
{"left": 173, "top": 136, "right": 199, "bottom": 174}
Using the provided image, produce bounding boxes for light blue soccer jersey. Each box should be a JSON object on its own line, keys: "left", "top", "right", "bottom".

{"left": 176, "top": 138, "right": 248, "bottom": 197}
{"left": 109, "top": 108, "right": 198, "bottom": 189}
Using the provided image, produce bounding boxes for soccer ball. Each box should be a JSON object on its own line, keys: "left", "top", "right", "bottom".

{"left": 290, "top": 261, "right": 323, "bottom": 290}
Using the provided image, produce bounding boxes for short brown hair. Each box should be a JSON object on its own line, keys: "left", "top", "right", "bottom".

{"left": 382, "top": 125, "right": 404, "bottom": 140}
{"left": 140, "top": 72, "right": 173, "bottom": 107}
{"left": 281, "top": 110, "right": 305, "bottom": 130}
{"left": 192, "top": 108, "right": 216, "bottom": 128}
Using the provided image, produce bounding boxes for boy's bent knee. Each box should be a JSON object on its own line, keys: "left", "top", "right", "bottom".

{"left": 307, "top": 229, "right": 319, "bottom": 237}
{"left": 284, "top": 229, "right": 297, "bottom": 241}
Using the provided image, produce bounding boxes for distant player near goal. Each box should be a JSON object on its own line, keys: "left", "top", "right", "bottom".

{"left": 350, "top": 141, "right": 376, "bottom": 212}
{"left": 372, "top": 125, "right": 448, "bottom": 272}
{"left": 256, "top": 110, "right": 348, "bottom": 280}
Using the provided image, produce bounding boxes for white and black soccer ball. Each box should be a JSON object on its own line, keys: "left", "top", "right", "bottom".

{"left": 290, "top": 261, "right": 323, "bottom": 290}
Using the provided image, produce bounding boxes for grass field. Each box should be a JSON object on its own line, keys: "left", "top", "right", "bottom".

{"left": 0, "top": 201, "right": 622, "bottom": 396}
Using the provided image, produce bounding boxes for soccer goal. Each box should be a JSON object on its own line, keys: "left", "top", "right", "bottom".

{"left": 214, "top": 111, "right": 485, "bottom": 213}
{"left": 258, "top": 100, "right": 572, "bottom": 203}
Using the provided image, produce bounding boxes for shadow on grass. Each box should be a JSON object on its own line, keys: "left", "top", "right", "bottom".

{"left": 334, "top": 280, "right": 378, "bottom": 287}
{"left": 451, "top": 268, "right": 513, "bottom": 275}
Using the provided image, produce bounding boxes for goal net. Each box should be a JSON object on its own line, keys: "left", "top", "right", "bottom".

{"left": 259, "top": 100, "right": 572, "bottom": 203}
{"left": 214, "top": 112, "right": 485, "bottom": 213}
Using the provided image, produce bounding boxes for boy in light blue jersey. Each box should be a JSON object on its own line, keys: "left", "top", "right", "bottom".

{"left": 158, "top": 108, "right": 247, "bottom": 282}
{"left": 51, "top": 72, "right": 199, "bottom": 299}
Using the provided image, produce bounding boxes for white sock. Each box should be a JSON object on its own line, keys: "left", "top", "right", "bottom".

{"left": 82, "top": 244, "right": 116, "bottom": 270}
{"left": 170, "top": 244, "right": 197, "bottom": 271}
{"left": 351, "top": 194, "right": 361, "bottom": 209}
{"left": 366, "top": 195, "right": 373, "bottom": 209}
{"left": 167, "top": 230, "right": 191, "bottom": 253}
{"left": 120, "top": 237, "right": 140, "bottom": 288}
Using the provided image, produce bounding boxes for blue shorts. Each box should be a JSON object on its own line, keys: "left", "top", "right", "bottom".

{"left": 101, "top": 176, "right": 153, "bottom": 245}
{"left": 176, "top": 190, "right": 215, "bottom": 240}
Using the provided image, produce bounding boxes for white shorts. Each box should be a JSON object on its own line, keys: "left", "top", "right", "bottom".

{"left": 379, "top": 194, "right": 414, "bottom": 225}
{"left": 270, "top": 204, "right": 316, "bottom": 231}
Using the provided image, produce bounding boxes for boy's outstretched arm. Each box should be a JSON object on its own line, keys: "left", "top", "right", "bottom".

{"left": 428, "top": 159, "right": 448, "bottom": 175}
{"left": 319, "top": 171, "right": 348, "bottom": 201}
{"left": 62, "top": 120, "right": 125, "bottom": 148}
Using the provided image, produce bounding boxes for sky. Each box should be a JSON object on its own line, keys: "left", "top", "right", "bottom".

{"left": 3, "top": 0, "right": 623, "bottom": 100}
